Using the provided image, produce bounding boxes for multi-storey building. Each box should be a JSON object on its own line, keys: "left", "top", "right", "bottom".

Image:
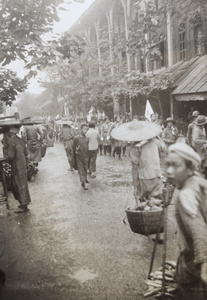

{"left": 67, "top": 0, "right": 207, "bottom": 120}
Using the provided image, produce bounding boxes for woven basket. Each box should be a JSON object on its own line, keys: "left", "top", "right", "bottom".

{"left": 125, "top": 208, "right": 164, "bottom": 236}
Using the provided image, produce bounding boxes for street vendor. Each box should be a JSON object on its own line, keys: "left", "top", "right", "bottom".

{"left": 130, "top": 136, "right": 166, "bottom": 203}
{"left": 166, "top": 143, "right": 207, "bottom": 300}
{"left": 7, "top": 125, "right": 31, "bottom": 213}
{"left": 111, "top": 119, "right": 165, "bottom": 203}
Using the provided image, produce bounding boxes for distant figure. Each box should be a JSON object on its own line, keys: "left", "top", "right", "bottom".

{"left": 97, "top": 118, "right": 103, "bottom": 155}
{"left": 86, "top": 121, "right": 100, "bottom": 178}
{"left": 188, "top": 107, "right": 194, "bottom": 122}
{"left": 150, "top": 113, "right": 156, "bottom": 123}
{"left": 25, "top": 125, "right": 43, "bottom": 163}
{"left": 154, "top": 112, "right": 163, "bottom": 126}
{"left": 73, "top": 123, "right": 89, "bottom": 190}
{"left": 192, "top": 115, "right": 207, "bottom": 178}
{"left": 61, "top": 121, "right": 77, "bottom": 171}
{"left": 101, "top": 118, "right": 112, "bottom": 156}
{"left": 162, "top": 117, "right": 178, "bottom": 148}
{"left": 7, "top": 125, "right": 31, "bottom": 213}
{"left": 187, "top": 111, "right": 199, "bottom": 145}
{"left": 108, "top": 116, "right": 122, "bottom": 160}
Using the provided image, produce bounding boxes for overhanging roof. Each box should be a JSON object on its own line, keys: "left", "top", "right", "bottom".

{"left": 172, "top": 54, "right": 207, "bottom": 101}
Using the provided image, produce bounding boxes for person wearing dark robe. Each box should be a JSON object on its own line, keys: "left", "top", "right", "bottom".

{"left": 73, "top": 123, "right": 89, "bottom": 190}
{"left": 24, "top": 125, "right": 43, "bottom": 163}
{"left": 166, "top": 143, "right": 207, "bottom": 300}
{"left": 7, "top": 125, "right": 31, "bottom": 213}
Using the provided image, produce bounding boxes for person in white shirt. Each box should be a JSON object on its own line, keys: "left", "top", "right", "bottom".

{"left": 86, "top": 121, "right": 100, "bottom": 178}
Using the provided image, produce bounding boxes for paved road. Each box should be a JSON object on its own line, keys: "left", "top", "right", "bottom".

{"left": 0, "top": 143, "right": 178, "bottom": 300}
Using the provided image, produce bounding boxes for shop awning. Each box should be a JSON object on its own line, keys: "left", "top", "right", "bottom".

{"left": 172, "top": 55, "right": 207, "bottom": 101}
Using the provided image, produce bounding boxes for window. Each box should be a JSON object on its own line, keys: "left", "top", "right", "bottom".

{"left": 179, "top": 23, "right": 186, "bottom": 60}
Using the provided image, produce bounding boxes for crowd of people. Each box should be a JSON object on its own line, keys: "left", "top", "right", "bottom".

{"left": 57, "top": 110, "right": 207, "bottom": 299}
{"left": 1, "top": 109, "right": 207, "bottom": 299}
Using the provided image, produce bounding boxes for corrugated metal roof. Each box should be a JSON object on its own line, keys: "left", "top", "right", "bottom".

{"left": 172, "top": 55, "right": 207, "bottom": 96}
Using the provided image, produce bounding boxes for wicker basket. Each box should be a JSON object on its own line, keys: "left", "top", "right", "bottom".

{"left": 125, "top": 208, "right": 164, "bottom": 236}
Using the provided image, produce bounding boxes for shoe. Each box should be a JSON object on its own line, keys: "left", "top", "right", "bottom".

{"left": 68, "top": 168, "right": 74, "bottom": 171}
{"left": 81, "top": 182, "right": 88, "bottom": 190}
{"left": 91, "top": 173, "right": 96, "bottom": 178}
{"left": 14, "top": 207, "right": 29, "bottom": 213}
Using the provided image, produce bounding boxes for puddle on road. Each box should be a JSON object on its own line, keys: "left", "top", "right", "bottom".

{"left": 70, "top": 268, "right": 98, "bottom": 283}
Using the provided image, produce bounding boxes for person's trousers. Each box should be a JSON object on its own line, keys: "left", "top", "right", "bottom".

{"left": 88, "top": 150, "right": 98, "bottom": 173}
{"left": 103, "top": 145, "right": 111, "bottom": 155}
{"left": 99, "top": 144, "right": 102, "bottom": 155}
{"left": 66, "top": 147, "right": 74, "bottom": 168}
{"left": 113, "top": 146, "right": 121, "bottom": 158}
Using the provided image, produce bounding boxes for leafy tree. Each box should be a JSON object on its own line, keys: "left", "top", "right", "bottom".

{"left": 0, "top": 0, "right": 85, "bottom": 66}
{"left": 0, "top": 68, "right": 27, "bottom": 105}
{"left": 0, "top": 0, "right": 85, "bottom": 105}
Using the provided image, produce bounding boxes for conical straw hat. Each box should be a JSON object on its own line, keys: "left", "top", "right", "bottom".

{"left": 111, "top": 120, "right": 161, "bottom": 142}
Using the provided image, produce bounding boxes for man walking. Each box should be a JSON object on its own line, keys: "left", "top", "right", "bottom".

{"left": 73, "top": 123, "right": 89, "bottom": 190}
{"left": 61, "top": 121, "right": 76, "bottom": 171}
{"left": 86, "top": 121, "right": 99, "bottom": 178}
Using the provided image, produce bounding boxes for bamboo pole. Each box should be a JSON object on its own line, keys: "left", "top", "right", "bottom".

{"left": 161, "top": 182, "right": 170, "bottom": 299}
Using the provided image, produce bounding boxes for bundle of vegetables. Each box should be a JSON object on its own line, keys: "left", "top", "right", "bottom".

{"left": 135, "top": 197, "right": 163, "bottom": 212}
{"left": 144, "top": 261, "right": 177, "bottom": 299}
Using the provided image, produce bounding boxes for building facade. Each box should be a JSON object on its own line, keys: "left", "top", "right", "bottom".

{"left": 66, "top": 0, "right": 207, "bottom": 120}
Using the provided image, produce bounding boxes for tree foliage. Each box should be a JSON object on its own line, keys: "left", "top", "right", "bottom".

{"left": 0, "top": 68, "right": 27, "bottom": 105}
{"left": 0, "top": 0, "right": 85, "bottom": 66}
{"left": 0, "top": 0, "right": 85, "bottom": 105}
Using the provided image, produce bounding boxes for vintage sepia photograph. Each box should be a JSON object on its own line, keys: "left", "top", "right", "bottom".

{"left": 0, "top": 0, "right": 207, "bottom": 299}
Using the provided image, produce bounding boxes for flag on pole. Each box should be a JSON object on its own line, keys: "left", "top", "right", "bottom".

{"left": 145, "top": 100, "right": 154, "bottom": 121}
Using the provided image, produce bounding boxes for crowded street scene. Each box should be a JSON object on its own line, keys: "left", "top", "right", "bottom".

{"left": 0, "top": 0, "right": 207, "bottom": 299}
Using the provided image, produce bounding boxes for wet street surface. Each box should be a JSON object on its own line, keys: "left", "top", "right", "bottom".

{"left": 0, "top": 143, "right": 178, "bottom": 300}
